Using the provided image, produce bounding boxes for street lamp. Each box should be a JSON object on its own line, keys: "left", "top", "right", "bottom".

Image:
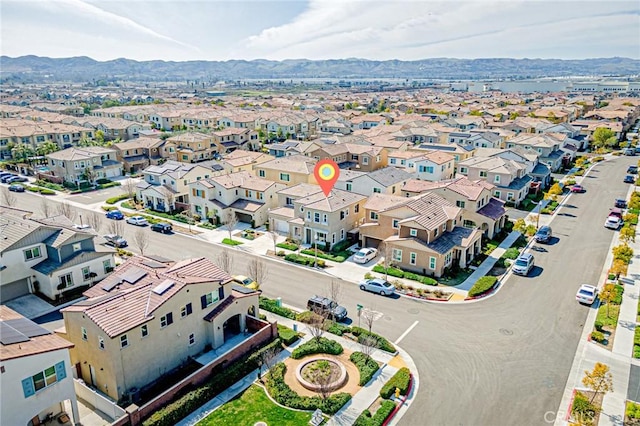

{"left": 314, "top": 233, "right": 319, "bottom": 268}
{"left": 536, "top": 201, "right": 542, "bottom": 230}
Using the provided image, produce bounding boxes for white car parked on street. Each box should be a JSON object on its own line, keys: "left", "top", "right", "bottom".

{"left": 576, "top": 284, "right": 597, "bottom": 305}
{"left": 604, "top": 215, "right": 622, "bottom": 230}
{"left": 126, "top": 215, "right": 149, "bottom": 226}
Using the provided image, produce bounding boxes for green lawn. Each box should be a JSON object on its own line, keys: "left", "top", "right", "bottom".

{"left": 198, "top": 384, "right": 313, "bottom": 426}
{"left": 596, "top": 302, "right": 621, "bottom": 328}
{"left": 222, "top": 238, "right": 243, "bottom": 246}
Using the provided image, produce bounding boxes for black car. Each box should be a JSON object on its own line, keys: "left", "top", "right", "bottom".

{"left": 624, "top": 175, "right": 636, "bottom": 184}
{"left": 151, "top": 222, "right": 172, "bottom": 233}
{"left": 628, "top": 165, "right": 638, "bottom": 174}
{"left": 307, "top": 295, "right": 348, "bottom": 321}
{"left": 8, "top": 184, "right": 25, "bottom": 192}
{"left": 534, "top": 226, "right": 552, "bottom": 243}
{"left": 615, "top": 198, "right": 628, "bottom": 209}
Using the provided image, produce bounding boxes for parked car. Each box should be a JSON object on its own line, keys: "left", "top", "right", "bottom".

{"left": 8, "top": 184, "right": 25, "bottom": 192}
{"left": 604, "top": 215, "right": 623, "bottom": 230}
{"left": 105, "top": 210, "right": 124, "bottom": 220}
{"left": 126, "top": 215, "right": 148, "bottom": 226}
{"left": 353, "top": 247, "right": 378, "bottom": 264}
{"left": 0, "top": 171, "right": 14, "bottom": 178}
{"left": 614, "top": 199, "right": 627, "bottom": 209}
{"left": 104, "top": 234, "right": 128, "bottom": 248}
{"left": 232, "top": 275, "right": 259, "bottom": 290}
{"left": 624, "top": 175, "right": 635, "bottom": 184}
{"left": 569, "top": 184, "right": 585, "bottom": 193}
{"left": 6, "top": 176, "right": 28, "bottom": 183}
{"left": 534, "top": 226, "right": 552, "bottom": 243}
{"left": 307, "top": 295, "right": 348, "bottom": 321}
{"left": 1, "top": 174, "right": 17, "bottom": 183}
{"left": 512, "top": 253, "right": 535, "bottom": 276}
{"left": 150, "top": 222, "right": 172, "bottom": 233}
{"left": 359, "top": 278, "right": 396, "bottom": 296}
{"left": 624, "top": 148, "right": 636, "bottom": 156}
{"left": 627, "top": 165, "right": 638, "bottom": 174}
{"left": 576, "top": 284, "right": 597, "bottom": 305}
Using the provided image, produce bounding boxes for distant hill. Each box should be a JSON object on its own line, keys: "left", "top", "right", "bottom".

{"left": 1, "top": 55, "right": 639, "bottom": 83}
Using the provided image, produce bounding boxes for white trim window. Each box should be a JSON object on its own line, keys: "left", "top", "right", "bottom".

{"left": 120, "top": 334, "right": 129, "bottom": 348}
{"left": 429, "top": 256, "right": 436, "bottom": 270}
{"left": 23, "top": 246, "right": 42, "bottom": 261}
{"left": 410, "top": 252, "right": 417, "bottom": 265}
{"left": 392, "top": 249, "right": 402, "bottom": 262}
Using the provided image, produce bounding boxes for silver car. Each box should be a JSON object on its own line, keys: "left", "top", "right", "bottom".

{"left": 359, "top": 278, "right": 396, "bottom": 296}
{"left": 353, "top": 247, "right": 378, "bottom": 264}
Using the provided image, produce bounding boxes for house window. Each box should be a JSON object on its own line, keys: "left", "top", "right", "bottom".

{"left": 120, "top": 334, "right": 129, "bottom": 348}
{"left": 392, "top": 219, "right": 399, "bottom": 229}
{"left": 494, "top": 191, "right": 501, "bottom": 197}
{"left": 279, "top": 173, "right": 290, "bottom": 182}
{"left": 346, "top": 183, "right": 352, "bottom": 191}
{"left": 390, "top": 158, "right": 397, "bottom": 165}
{"left": 160, "top": 313, "right": 174, "bottom": 328}
{"left": 314, "top": 212, "right": 320, "bottom": 223}
{"left": 362, "top": 157, "right": 369, "bottom": 165}
{"left": 459, "top": 167, "right": 468, "bottom": 175}
{"left": 373, "top": 188, "right": 381, "bottom": 193}
{"left": 429, "top": 257, "right": 436, "bottom": 270}
{"left": 82, "top": 267, "right": 91, "bottom": 281}
{"left": 307, "top": 211, "right": 311, "bottom": 220}
{"left": 285, "top": 197, "right": 293, "bottom": 206}
{"left": 141, "top": 325, "right": 148, "bottom": 338}
{"left": 392, "top": 249, "right": 402, "bottom": 262}
{"left": 370, "top": 212, "right": 379, "bottom": 220}
{"left": 494, "top": 175, "right": 500, "bottom": 183}
{"left": 201, "top": 291, "right": 219, "bottom": 308}
{"left": 322, "top": 214, "right": 327, "bottom": 223}
{"left": 410, "top": 228, "right": 417, "bottom": 237}
{"left": 434, "top": 228, "right": 439, "bottom": 237}
{"left": 479, "top": 171, "right": 487, "bottom": 178}
{"left": 410, "top": 252, "right": 417, "bottom": 265}
{"left": 354, "top": 204, "right": 359, "bottom": 213}
{"left": 98, "top": 336, "right": 104, "bottom": 350}
{"left": 181, "top": 303, "right": 193, "bottom": 318}
{"left": 22, "top": 362, "right": 66, "bottom": 397}
{"left": 189, "top": 333, "right": 195, "bottom": 346}
{"left": 445, "top": 252, "right": 452, "bottom": 266}
{"left": 81, "top": 327, "right": 87, "bottom": 341}
{"left": 456, "top": 200, "right": 466, "bottom": 208}
{"left": 103, "top": 260, "right": 111, "bottom": 273}
{"left": 259, "top": 170, "right": 265, "bottom": 177}
{"left": 341, "top": 229, "right": 345, "bottom": 240}
{"left": 59, "top": 273, "right": 73, "bottom": 288}
{"left": 507, "top": 192, "right": 514, "bottom": 201}
{"left": 23, "top": 246, "right": 41, "bottom": 261}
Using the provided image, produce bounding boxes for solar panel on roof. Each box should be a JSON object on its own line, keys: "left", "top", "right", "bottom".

{"left": 0, "top": 322, "right": 30, "bottom": 344}
{"left": 141, "top": 260, "right": 165, "bottom": 269}
{"left": 146, "top": 255, "right": 173, "bottom": 263}
{"left": 120, "top": 267, "right": 147, "bottom": 284}
{"left": 4, "top": 318, "right": 51, "bottom": 338}
{"left": 152, "top": 279, "right": 175, "bottom": 295}
{"left": 101, "top": 279, "right": 121, "bottom": 292}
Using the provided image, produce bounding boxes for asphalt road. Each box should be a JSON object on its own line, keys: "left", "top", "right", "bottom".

{"left": 5, "top": 155, "right": 637, "bottom": 425}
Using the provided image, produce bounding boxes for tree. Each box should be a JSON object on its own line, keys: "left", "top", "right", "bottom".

{"left": 599, "top": 283, "right": 616, "bottom": 319}
{"left": 328, "top": 279, "right": 343, "bottom": 309}
{"left": 82, "top": 167, "right": 96, "bottom": 184}
{"left": 310, "top": 359, "right": 334, "bottom": 400}
{"left": 56, "top": 201, "right": 76, "bottom": 221}
{"left": 216, "top": 250, "right": 233, "bottom": 274}
{"left": 107, "top": 219, "right": 125, "bottom": 237}
{"left": 267, "top": 230, "right": 279, "bottom": 254}
{"left": 610, "top": 258, "right": 628, "bottom": 279}
{"left": 513, "top": 218, "right": 527, "bottom": 234}
{"left": 613, "top": 243, "right": 634, "bottom": 264}
{"left": 247, "top": 259, "right": 267, "bottom": 290}
{"left": 134, "top": 228, "right": 149, "bottom": 255}
{"left": 256, "top": 345, "right": 279, "bottom": 383}
{"left": 40, "top": 196, "right": 53, "bottom": 218}
{"left": 36, "top": 141, "right": 59, "bottom": 157}
{"left": 620, "top": 226, "right": 636, "bottom": 244}
{"left": 361, "top": 307, "right": 381, "bottom": 333}
{"left": 0, "top": 187, "right": 17, "bottom": 206}
{"left": 582, "top": 362, "right": 613, "bottom": 404}
{"left": 359, "top": 335, "right": 378, "bottom": 359}
{"left": 12, "top": 144, "right": 35, "bottom": 164}
{"left": 547, "top": 183, "right": 563, "bottom": 196}
{"left": 378, "top": 241, "right": 392, "bottom": 281}
{"left": 306, "top": 307, "right": 329, "bottom": 342}
{"left": 86, "top": 211, "right": 103, "bottom": 233}
{"left": 592, "top": 127, "right": 617, "bottom": 150}
{"left": 224, "top": 210, "right": 238, "bottom": 241}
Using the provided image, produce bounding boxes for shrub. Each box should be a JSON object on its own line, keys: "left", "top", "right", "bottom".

{"left": 613, "top": 284, "right": 624, "bottom": 305}
{"left": 380, "top": 367, "right": 411, "bottom": 399}
{"left": 277, "top": 324, "right": 299, "bottom": 346}
{"left": 327, "top": 322, "right": 351, "bottom": 336}
{"left": 354, "top": 400, "right": 397, "bottom": 426}
{"left": 101, "top": 205, "right": 117, "bottom": 211}
{"left": 106, "top": 194, "right": 130, "bottom": 204}
{"left": 350, "top": 327, "right": 396, "bottom": 353}
{"left": 591, "top": 330, "right": 605, "bottom": 343}
{"left": 300, "top": 249, "right": 346, "bottom": 263}
{"left": 468, "top": 276, "right": 498, "bottom": 298}
{"left": 594, "top": 320, "right": 604, "bottom": 332}
{"left": 572, "top": 391, "right": 597, "bottom": 420}
{"left": 290, "top": 337, "right": 343, "bottom": 359}
{"left": 222, "top": 238, "right": 243, "bottom": 246}
{"left": 295, "top": 310, "right": 322, "bottom": 324}
{"left": 259, "top": 296, "right": 297, "bottom": 319}
{"left": 265, "top": 363, "right": 351, "bottom": 415}
{"left": 502, "top": 248, "right": 520, "bottom": 260}
{"left": 276, "top": 250, "right": 286, "bottom": 257}
{"left": 613, "top": 244, "right": 634, "bottom": 264}
{"left": 284, "top": 253, "right": 326, "bottom": 268}
{"left": 627, "top": 401, "right": 640, "bottom": 419}
{"left": 197, "top": 222, "right": 217, "bottom": 230}
{"left": 276, "top": 242, "right": 299, "bottom": 251}
{"left": 350, "top": 352, "right": 380, "bottom": 386}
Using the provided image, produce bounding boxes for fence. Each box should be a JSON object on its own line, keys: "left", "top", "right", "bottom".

{"left": 74, "top": 379, "right": 126, "bottom": 422}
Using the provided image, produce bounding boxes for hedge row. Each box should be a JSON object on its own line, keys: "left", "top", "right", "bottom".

{"left": 380, "top": 367, "right": 411, "bottom": 399}
{"left": 276, "top": 242, "right": 299, "bottom": 251}
{"left": 326, "top": 322, "right": 351, "bottom": 336}
{"left": 143, "top": 338, "right": 282, "bottom": 426}
{"left": 290, "top": 337, "right": 343, "bottom": 359}
{"left": 284, "top": 253, "right": 326, "bottom": 268}
{"left": 351, "top": 327, "right": 396, "bottom": 353}
{"left": 468, "top": 276, "right": 498, "bottom": 298}
{"left": 301, "top": 249, "right": 346, "bottom": 263}
{"left": 349, "top": 352, "right": 380, "bottom": 386}
{"left": 277, "top": 324, "right": 299, "bottom": 346}
{"left": 259, "top": 296, "right": 297, "bottom": 320}
{"left": 353, "top": 400, "right": 397, "bottom": 426}
{"left": 26, "top": 186, "right": 55, "bottom": 195}
{"left": 372, "top": 265, "right": 437, "bottom": 285}
{"left": 266, "top": 363, "right": 351, "bottom": 414}
{"left": 106, "top": 194, "right": 130, "bottom": 204}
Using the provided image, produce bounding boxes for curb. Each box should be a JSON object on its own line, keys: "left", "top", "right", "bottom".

{"left": 382, "top": 373, "right": 413, "bottom": 426}
{"left": 565, "top": 388, "right": 577, "bottom": 421}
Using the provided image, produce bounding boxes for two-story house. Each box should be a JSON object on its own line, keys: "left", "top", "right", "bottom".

{"left": 334, "top": 167, "right": 412, "bottom": 196}
{"left": 114, "top": 137, "right": 165, "bottom": 174}
{"left": 165, "top": 132, "right": 222, "bottom": 163}
{"left": 359, "top": 192, "right": 483, "bottom": 276}
{"left": 268, "top": 140, "right": 320, "bottom": 158}
{"left": 0, "top": 209, "right": 115, "bottom": 302}
{"left": 401, "top": 177, "right": 508, "bottom": 239}
{"left": 308, "top": 143, "right": 387, "bottom": 172}
{"left": 474, "top": 147, "right": 552, "bottom": 189}
{"left": 59, "top": 255, "right": 271, "bottom": 402}
{"left": 188, "top": 171, "right": 285, "bottom": 226}
{"left": 220, "top": 150, "right": 275, "bottom": 174}
{"left": 505, "top": 133, "right": 566, "bottom": 172}
{"left": 253, "top": 155, "right": 318, "bottom": 187}
{"left": 46, "top": 146, "right": 122, "bottom": 185}
{"left": 1, "top": 306, "right": 80, "bottom": 426}
{"left": 211, "top": 128, "right": 260, "bottom": 153}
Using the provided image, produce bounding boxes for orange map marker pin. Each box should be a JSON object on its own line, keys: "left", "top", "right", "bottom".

{"left": 314, "top": 159, "right": 340, "bottom": 197}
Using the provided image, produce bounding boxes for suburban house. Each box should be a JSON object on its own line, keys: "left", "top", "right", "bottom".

{"left": 455, "top": 156, "right": 531, "bottom": 206}
{"left": 136, "top": 161, "right": 225, "bottom": 212}
{"left": 164, "top": 132, "right": 222, "bottom": 163}
{"left": 504, "top": 133, "right": 567, "bottom": 172}
{"left": 268, "top": 140, "right": 320, "bottom": 158}
{"left": 474, "top": 147, "right": 552, "bottom": 189}
{"left": 45, "top": 146, "right": 122, "bottom": 185}
{"left": 211, "top": 128, "right": 260, "bottom": 153}
{"left": 114, "top": 137, "right": 165, "bottom": 174}
{"left": 409, "top": 143, "right": 475, "bottom": 163}
{"left": 334, "top": 166, "right": 412, "bottom": 196}
{"left": 0, "top": 209, "right": 115, "bottom": 302}
{"left": 308, "top": 143, "right": 387, "bottom": 172}
{"left": 220, "top": 150, "right": 275, "bottom": 174}
{"left": 359, "top": 192, "right": 483, "bottom": 276}
{"left": 188, "top": 171, "right": 285, "bottom": 226}
{"left": 268, "top": 184, "right": 366, "bottom": 247}
{"left": 1, "top": 306, "right": 80, "bottom": 426}
{"left": 59, "top": 255, "right": 271, "bottom": 402}
{"left": 401, "top": 177, "right": 508, "bottom": 239}
{"left": 253, "top": 155, "right": 318, "bottom": 187}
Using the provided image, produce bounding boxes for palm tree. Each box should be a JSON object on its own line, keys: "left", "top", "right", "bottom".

{"left": 11, "top": 144, "right": 35, "bottom": 164}
{"left": 36, "top": 141, "right": 59, "bottom": 157}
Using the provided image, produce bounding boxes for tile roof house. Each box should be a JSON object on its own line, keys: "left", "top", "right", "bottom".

{"left": 165, "top": 132, "right": 222, "bottom": 164}
{"left": 59, "top": 255, "right": 271, "bottom": 401}
{"left": 45, "top": 146, "right": 122, "bottom": 185}
{"left": 334, "top": 166, "right": 413, "bottom": 196}
{"left": 253, "top": 155, "right": 318, "bottom": 187}
{"left": 0, "top": 209, "right": 115, "bottom": 302}
{"left": 1, "top": 306, "right": 80, "bottom": 426}
{"left": 113, "top": 136, "right": 165, "bottom": 174}
{"left": 308, "top": 143, "right": 388, "bottom": 172}
{"left": 504, "top": 133, "right": 567, "bottom": 172}
{"left": 359, "top": 192, "right": 483, "bottom": 276}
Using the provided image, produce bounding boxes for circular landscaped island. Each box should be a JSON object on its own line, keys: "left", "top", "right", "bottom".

{"left": 295, "top": 357, "right": 347, "bottom": 392}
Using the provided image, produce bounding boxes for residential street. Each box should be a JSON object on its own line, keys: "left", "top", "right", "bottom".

{"left": 6, "top": 154, "right": 637, "bottom": 425}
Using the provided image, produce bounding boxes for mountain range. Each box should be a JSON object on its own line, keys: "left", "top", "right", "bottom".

{"left": 1, "top": 56, "right": 639, "bottom": 83}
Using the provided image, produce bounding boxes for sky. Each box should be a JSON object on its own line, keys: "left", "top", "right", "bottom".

{"left": 1, "top": 0, "right": 639, "bottom": 62}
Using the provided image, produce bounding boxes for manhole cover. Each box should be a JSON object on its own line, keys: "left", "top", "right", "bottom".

{"left": 407, "top": 308, "right": 420, "bottom": 315}
{"left": 499, "top": 328, "right": 514, "bottom": 335}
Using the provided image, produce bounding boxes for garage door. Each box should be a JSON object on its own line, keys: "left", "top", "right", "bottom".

{"left": 1, "top": 278, "right": 30, "bottom": 303}
{"left": 273, "top": 219, "right": 289, "bottom": 233}
{"left": 364, "top": 237, "right": 382, "bottom": 248}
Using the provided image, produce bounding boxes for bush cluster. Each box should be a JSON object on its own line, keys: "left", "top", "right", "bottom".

{"left": 276, "top": 242, "right": 299, "bottom": 251}
{"left": 591, "top": 331, "right": 605, "bottom": 343}
{"left": 106, "top": 194, "right": 130, "bottom": 204}
{"left": 353, "top": 400, "right": 397, "bottom": 426}
{"left": 326, "top": 322, "right": 351, "bottom": 336}
{"left": 351, "top": 327, "right": 396, "bottom": 353}
{"left": 290, "top": 337, "right": 343, "bottom": 359}
{"left": 300, "top": 249, "right": 346, "bottom": 263}
{"left": 380, "top": 367, "right": 411, "bottom": 399}
{"left": 284, "top": 253, "right": 326, "bottom": 268}
{"left": 468, "top": 276, "right": 498, "bottom": 298}
{"left": 350, "top": 352, "right": 380, "bottom": 386}
{"left": 627, "top": 401, "right": 640, "bottom": 420}
{"left": 277, "top": 324, "right": 299, "bottom": 346}
{"left": 222, "top": 238, "right": 243, "bottom": 246}
{"left": 265, "top": 363, "right": 351, "bottom": 414}
{"left": 372, "top": 265, "right": 437, "bottom": 285}
{"left": 571, "top": 391, "right": 597, "bottom": 420}
{"left": 259, "top": 296, "right": 297, "bottom": 319}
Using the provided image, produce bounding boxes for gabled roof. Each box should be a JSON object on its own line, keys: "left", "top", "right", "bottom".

{"left": 295, "top": 188, "right": 366, "bottom": 212}
{"left": 366, "top": 167, "right": 413, "bottom": 187}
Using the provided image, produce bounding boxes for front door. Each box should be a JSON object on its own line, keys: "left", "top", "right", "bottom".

{"left": 305, "top": 228, "right": 312, "bottom": 244}
{"left": 89, "top": 365, "right": 96, "bottom": 387}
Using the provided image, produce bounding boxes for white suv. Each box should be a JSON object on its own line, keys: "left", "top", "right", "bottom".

{"left": 512, "top": 253, "right": 534, "bottom": 276}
